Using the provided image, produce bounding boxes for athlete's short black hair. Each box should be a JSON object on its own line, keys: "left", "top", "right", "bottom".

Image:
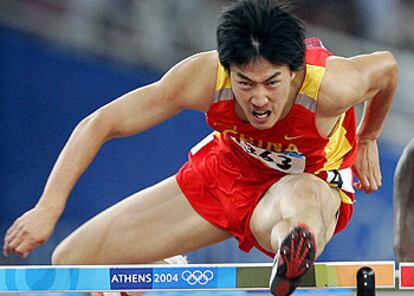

{"left": 217, "top": 0, "right": 305, "bottom": 71}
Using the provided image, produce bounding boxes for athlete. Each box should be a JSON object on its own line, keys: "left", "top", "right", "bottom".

{"left": 394, "top": 138, "right": 414, "bottom": 263}
{"left": 3, "top": 1, "right": 398, "bottom": 295}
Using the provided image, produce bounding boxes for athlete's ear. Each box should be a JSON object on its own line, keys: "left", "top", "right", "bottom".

{"left": 290, "top": 71, "right": 296, "bottom": 81}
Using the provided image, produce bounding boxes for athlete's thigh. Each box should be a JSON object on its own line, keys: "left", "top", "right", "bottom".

{"left": 54, "top": 176, "right": 231, "bottom": 264}
{"left": 278, "top": 174, "right": 341, "bottom": 224}
{"left": 249, "top": 174, "right": 340, "bottom": 249}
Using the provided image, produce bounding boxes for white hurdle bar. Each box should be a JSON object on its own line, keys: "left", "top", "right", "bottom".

{"left": 0, "top": 261, "right": 395, "bottom": 293}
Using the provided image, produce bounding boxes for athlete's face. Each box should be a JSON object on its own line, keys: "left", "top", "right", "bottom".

{"left": 230, "top": 58, "right": 297, "bottom": 130}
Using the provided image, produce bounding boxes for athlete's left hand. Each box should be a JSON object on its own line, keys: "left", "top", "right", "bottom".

{"left": 353, "top": 138, "right": 382, "bottom": 193}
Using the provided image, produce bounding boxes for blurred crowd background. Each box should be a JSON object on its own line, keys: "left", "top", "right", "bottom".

{"left": 1, "top": 0, "right": 414, "bottom": 267}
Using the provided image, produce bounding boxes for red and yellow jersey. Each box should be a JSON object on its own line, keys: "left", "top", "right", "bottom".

{"left": 205, "top": 38, "right": 357, "bottom": 197}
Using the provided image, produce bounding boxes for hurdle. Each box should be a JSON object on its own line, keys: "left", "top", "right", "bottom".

{"left": 0, "top": 261, "right": 395, "bottom": 293}
{"left": 399, "top": 263, "right": 414, "bottom": 289}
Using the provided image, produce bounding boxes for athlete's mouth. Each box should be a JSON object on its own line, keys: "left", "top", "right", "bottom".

{"left": 252, "top": 110, "right": 271, "bottom": 120}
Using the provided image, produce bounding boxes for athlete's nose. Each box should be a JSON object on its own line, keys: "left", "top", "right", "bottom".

{"left": 251, "top": 94, "right": 269, "bottom": 108}
{"left": 251, "top": 84, "right": 270, "bottom": 108}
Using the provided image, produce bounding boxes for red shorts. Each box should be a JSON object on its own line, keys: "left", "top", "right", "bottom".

{"left": 176, "top": 133, "right": 354, "bottom": 258}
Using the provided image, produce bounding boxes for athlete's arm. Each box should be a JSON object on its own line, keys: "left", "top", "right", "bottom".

{"left": 318, "top": 51, "right": 399, "bottom": 193}
{"left": 394, "top": 138, "right": 414, "bottom": 262}
{"left": 3, "top": 51, "right": 218, "bottom": 258}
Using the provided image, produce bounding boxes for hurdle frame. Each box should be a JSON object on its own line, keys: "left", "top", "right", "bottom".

{"left": 0, "top": 261, "right": 395, "bottom": 293}
{"left": 399, "top": 262, "right": 414, "bottom": 289}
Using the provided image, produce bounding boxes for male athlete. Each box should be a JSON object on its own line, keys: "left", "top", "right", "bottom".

{"left": 3, "top": 1, "right": 398, "bottom": 295}
{"left": 394, "top": 138, "right": 414, "bottom": 263}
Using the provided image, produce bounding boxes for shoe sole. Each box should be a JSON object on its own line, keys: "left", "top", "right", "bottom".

{"left": 270, "top": 225, "right": 316, "bottom": 295}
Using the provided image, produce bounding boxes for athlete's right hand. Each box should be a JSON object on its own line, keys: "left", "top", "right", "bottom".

{"left": 3, "top": 206, "right": 59, "bottom": 258}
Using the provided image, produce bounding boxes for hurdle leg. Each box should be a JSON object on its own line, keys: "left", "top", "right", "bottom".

{"left": 357, "top": 266, "right": 376, "bottom": 296}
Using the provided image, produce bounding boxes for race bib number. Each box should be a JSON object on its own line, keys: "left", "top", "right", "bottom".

{"left": 326, "top": 168, "right": 355, "bottom": 193}
{"left": 231, "top": 137, "right": 306, "bottom": 174}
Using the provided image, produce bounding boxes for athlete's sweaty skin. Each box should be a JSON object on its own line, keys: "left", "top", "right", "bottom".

{"left": 3, "top": 49, "right": 397, "bottom": 263}
{"left": 3, "top": 2, "right": 398, "bottom": 276}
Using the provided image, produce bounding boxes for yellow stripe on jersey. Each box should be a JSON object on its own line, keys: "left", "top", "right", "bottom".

{"left": 317, "top": 112, "right": 354, "bottom": 205}
{"left": 319, "top": 113, "right": 353, "bottom": 173}
{"left": 299, "top": 64, "right": 326, "bottom": 100}
{"left": 337, "top": 188, "right": 354, "bottom": 205}
{"left": 216, "top": 63, "right": 232, "bottom": 91}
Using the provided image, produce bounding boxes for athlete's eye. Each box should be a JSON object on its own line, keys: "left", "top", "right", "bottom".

{"left": 239, "top": 81, "right": 252, "bottom": 89}
{"left": 267, "top": 81, "right": 280, "bottom": 87}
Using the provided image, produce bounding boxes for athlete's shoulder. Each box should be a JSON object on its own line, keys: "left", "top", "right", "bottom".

{"left": 176, "top": 50, "right": 219, "bottom": 77}
{"left": 159, "top": 51, "right": 220, "bottom": 111}
{"left": 316, "top": 56, "right": 359, "bottom": 116}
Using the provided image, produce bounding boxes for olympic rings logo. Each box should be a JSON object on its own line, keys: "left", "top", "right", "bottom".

{"left": 181, "top": 270, "right": 214, "bottom": 285}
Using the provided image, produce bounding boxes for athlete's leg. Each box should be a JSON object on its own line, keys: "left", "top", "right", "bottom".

{"left": 250, "top": 173, "right": 341, "bottom": 295}
{"left": 250, "top": 173, "right": 340, "bottom": 256}
{"left": 52, "top": 175, "right": 231, "bottom": 265}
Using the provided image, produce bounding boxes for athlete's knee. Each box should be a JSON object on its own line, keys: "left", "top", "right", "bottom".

{"left": 51, "top": 237, "right": 80, "bottom": 265}
{"left": 277, "top": 176, "right": 335, "bottom": 250}
{"left": 51, "top": 242, "right": 67, "bottom": 265}
{"left": 276, "top": 174, "right": 330, "bottom": 213}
